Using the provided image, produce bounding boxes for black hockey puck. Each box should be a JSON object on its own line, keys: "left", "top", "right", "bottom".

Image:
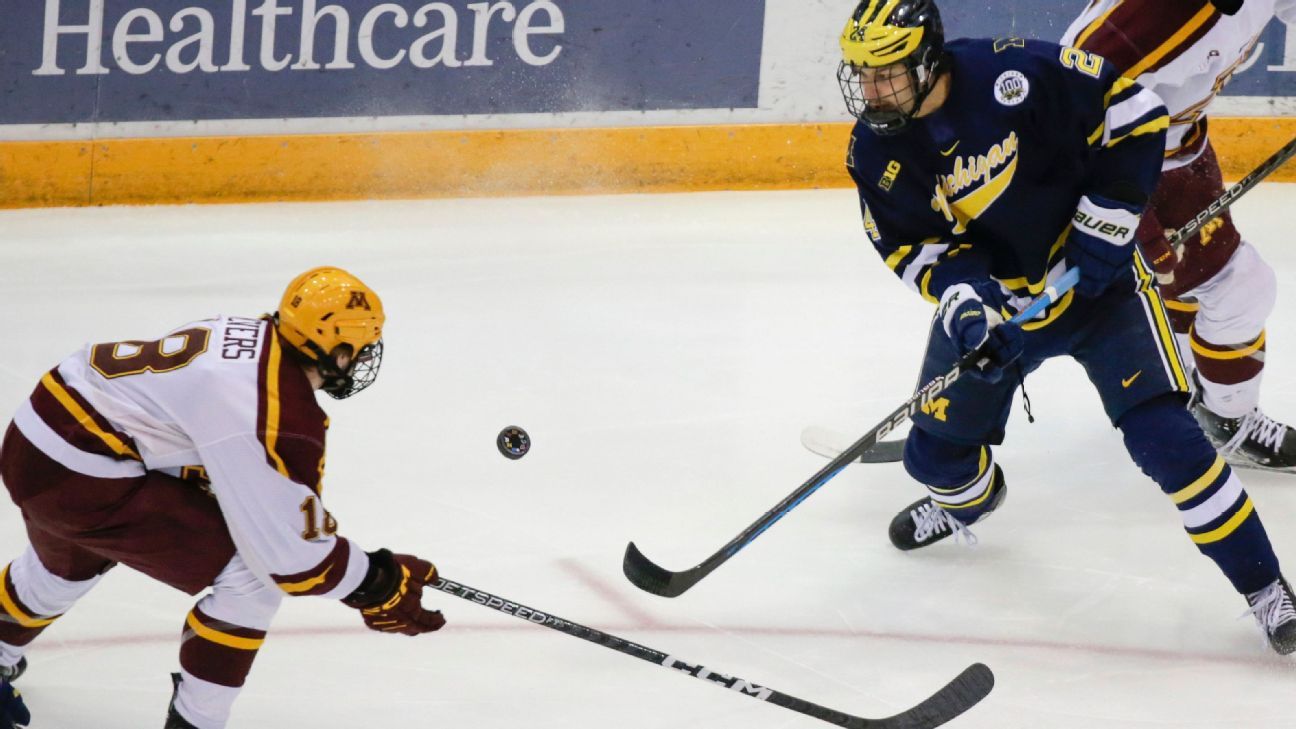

{"left": 496, "top": 426, "right": 530, "bottom": 460}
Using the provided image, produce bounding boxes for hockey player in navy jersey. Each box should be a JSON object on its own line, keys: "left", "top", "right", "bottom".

{"left": 836, "top": 0, "right": 1295, "bottom": 653}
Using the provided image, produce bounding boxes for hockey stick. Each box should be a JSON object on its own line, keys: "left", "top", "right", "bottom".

{"left": 622, "top": 270, "right": 1079, "bottom": 598}
{"left": 432, "top": 575, "right": 994, "bottom": 729}
{"left": 1169, "top": 134, "right": 1296, "bottom": 254}
{"left": 802, "top": 427, "right": 906, "bottom": 463}
{"left": 799, "top": 134, "right": 1296, "bottom": 466}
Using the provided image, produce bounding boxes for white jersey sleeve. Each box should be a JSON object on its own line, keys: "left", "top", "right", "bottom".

{"left": 1063, "top": 0, "right": 1285, "bottom": 165}
{"left": 52, "top": 315, "right": 370, "bottom": 600}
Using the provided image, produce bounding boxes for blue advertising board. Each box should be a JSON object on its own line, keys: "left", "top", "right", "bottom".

{"left": 0, "top": 0, "right": 766, "bottom": 124}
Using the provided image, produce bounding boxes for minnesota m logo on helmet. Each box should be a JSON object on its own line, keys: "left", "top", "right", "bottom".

{"left": 277, "top": 266, "right": 386, "bottom": 399}
{"left": 346, "top": 291, "right": 372, "bottom": 311}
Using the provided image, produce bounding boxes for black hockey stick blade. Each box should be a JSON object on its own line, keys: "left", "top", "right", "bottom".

{"left": 437, "top": 576, "right": 995, "bottom": 729}
{"left": 623, "top": 541, "right": 708, "bottom": 598}
{"left": 861, "top": 662, "right": 994, "bottom": 729}
{"left": 859, "top": 439, "right": 905, "bottom": 463}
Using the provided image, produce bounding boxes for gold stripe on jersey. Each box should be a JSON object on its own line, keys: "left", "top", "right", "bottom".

{"left": 0, "top": 566, "right": 57, "bottom": 629}
{"left": 1071, "top": 0, "right": 1126, "bottom": 49}
{"left": 1190, "top": 329, "right": 1266, "bottom": 360}
{"left": 262, "top": 332, "right": 292, "bottom": 479}
{"left": 1106, "top": 115, "right": 1170, "bottom": 149}
{"left": 1190, "top": 497, "right": 1254, "bottom": 545}
{"left": 1171, "top": 456, "right": 1226, "bottom": 505}
{"left": 885, "top": 244, "right": 915, "bottom": 271}
{"left": 1020, "top": 289, "right": 1075, "bottom": 332}
{"left": 1126, "top": 4, "right": 1217, "bottom": 79}
{"left": 39, "top": 372, "right": 141, "bottom": 460}
{"left": 1103, "top": 76, "right": 1136, "bottom": 107}
{"left": 185, "top": 611, "right": 264, "bottom": 650}
{"left": 1133, "top": 254, "right": 1190, "bottom": 390}
{"left": 276, "top": 565, "right": 335, "bottom": 595}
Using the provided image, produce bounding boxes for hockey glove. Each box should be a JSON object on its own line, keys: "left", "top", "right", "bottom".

{"left": 938, "top": 282, "right": 1024, "bottom": 383}
{"left": 1138, "top": 231, "right": 1179, "bottom": 286}
{"left": 343, "top": 549, "right": 446, "bottom": 636}
{"left": 0, "top": 679, "right": 29, "bottom": 729}
{"left": 1065, "top": 193, "right": 1142, "bottom": 298}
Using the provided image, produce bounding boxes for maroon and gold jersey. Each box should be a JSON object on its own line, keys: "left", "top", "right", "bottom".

{"left": 11, "top": 315, "right": 368, "bottom": 600}
{"left": 1063, "top": 0, "right": 1296, "bottom": 165}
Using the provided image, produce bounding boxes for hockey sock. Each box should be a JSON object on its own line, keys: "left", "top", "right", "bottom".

{"left": 903, "top": 428, "right": 1001, "bottom": 524}
{"left": 1120, "top": 394, "right": 1279, "bottom": 594}
{"left": 1191, "top": 327, "right": 1265, "bottom": 418}
{"left": 0, "top": 547, "right": 102, "bottom": 657}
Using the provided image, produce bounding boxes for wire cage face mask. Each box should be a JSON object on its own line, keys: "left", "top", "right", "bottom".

{"left": 323, "top": 339, "right": 384, "bottom": 400}
{"left": 837, "top": 59, "right": 931, "bottom": 136}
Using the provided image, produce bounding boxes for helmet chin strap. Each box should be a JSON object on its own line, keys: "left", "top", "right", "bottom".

{"left": 301, "top": 341, "right": 357, "bottom": 397}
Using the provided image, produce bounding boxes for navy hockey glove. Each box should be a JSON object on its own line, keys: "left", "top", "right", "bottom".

{"left": 0, "top": 678, "right": 29, "bottom": 729}
{"left": 938, "top": 282, "right": 1023, "bottom": 383}
{"left": 1065, "top": 193, "right": 1142, "bottom": 298}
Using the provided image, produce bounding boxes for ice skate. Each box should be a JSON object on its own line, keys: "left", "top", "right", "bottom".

{"left": 164, "top": 673, "right": 199, "bottom": 729}
{"left": 888, "top": 466, "right": 1007, "bottom": 551}
{"left": 0, "top": 658, "right": 24, "bottom": 683}
{"left": 1244, "top": 577, "right": 1296, "bottom": 655}
{"left": 1191, "top": 392, "right": 1296, "bottom": 473}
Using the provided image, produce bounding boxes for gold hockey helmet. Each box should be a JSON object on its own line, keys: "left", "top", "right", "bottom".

{"left": 276, "top": 266, "right": 385, "bottom": 399}
{"left": 837, "top": 0, "right": 948, "bottom": 135}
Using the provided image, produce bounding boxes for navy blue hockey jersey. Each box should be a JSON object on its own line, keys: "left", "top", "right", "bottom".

{"left": 848, "top": 38, "right": 1169, "bottom": 327}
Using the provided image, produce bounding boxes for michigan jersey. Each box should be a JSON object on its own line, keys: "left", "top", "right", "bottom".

{"left": 1064, "top": 0, "right": 1296, "bottom": 166}
{"left": 12, "top": 315, "right": 369, "bottom": 600}
{"left": 848, "top": 38, "right": 1168, "bottom": 321}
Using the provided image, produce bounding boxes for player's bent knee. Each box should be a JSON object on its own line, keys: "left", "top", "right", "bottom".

{"left": 1118, "top": 393, "right": 1217, "bottom": 490}
{"left": 903, "top": 427, "right": 985, "bottom": 487}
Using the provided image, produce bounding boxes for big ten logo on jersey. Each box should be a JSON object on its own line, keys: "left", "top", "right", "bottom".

{"left": 221, "top": 316, "right": 263, "bottom": 360}
{"left": 920, "top": 396, "right": 951, "bottom": 422}
{"left": 878, "top": 160, "right": 902, "bottom": 191}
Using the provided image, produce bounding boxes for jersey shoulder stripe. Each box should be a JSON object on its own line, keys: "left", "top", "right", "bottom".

{"left": 31, "top": 367, "right": 141, "bottom": 462}
{"left": 1072, "top": 1, "right": 1221, "bottom": 77}
{"left": 255, "top": 319, "right": 327, "bottom": 493}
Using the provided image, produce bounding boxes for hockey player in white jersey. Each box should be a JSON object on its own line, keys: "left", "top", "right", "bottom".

{"left": 0, "top": 267, "right": 445, "bottom": 728}
{"left": 1064, "top": 0, "right": 1296, "bottom": 471}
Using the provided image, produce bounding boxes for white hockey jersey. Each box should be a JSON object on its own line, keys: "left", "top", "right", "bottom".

{"left": 12, "top": 315, "right": 368, "bottom": 600}
{"left": 1063, "top": 0, "right": 1296, "bottom": 166}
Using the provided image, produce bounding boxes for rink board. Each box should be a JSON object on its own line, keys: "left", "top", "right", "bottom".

{"left": 5, "top": 0, "right": 1296, "bottom": 206}
{"left": 4, "top": 117, "right": 1296, "bottom": 208}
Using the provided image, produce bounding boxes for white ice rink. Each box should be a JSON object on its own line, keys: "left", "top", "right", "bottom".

{"left": 1, "top": 186, "right": 1294, "bottom": 728}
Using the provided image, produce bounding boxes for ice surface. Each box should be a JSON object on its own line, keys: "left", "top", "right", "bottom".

{"left": 1, "top": 186, "right": 1293, "bottom": 728}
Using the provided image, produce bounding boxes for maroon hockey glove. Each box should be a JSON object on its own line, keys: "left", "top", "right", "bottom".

{"left": 343, "top": 550, "right": 446, "bottom": 636}
{"left": 1138, "top": 232, "right": 1179, "bottom": 285}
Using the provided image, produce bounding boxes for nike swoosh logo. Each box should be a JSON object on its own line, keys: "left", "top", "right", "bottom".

{"left": 940, "top": 141, "right": 960, "bottom": 156}
{"left": 1122, "top": 371, "right": 1143, "bottom": 388}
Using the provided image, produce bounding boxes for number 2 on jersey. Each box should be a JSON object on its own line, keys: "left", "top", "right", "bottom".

{"left": 1059, "top": 47, "right": 1103, "bottom": 78}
